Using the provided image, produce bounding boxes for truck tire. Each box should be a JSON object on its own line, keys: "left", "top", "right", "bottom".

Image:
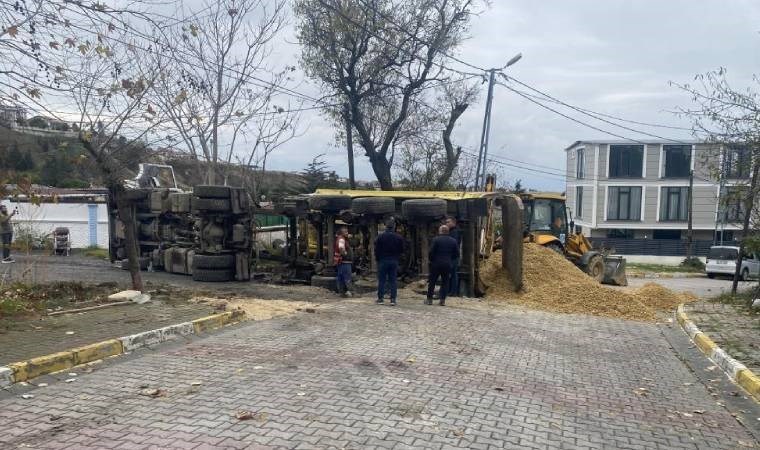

{"left": 352, "top": 197, "right": 396, "bottom": 215}
{"left": 310, "top": 275, "right": 337, "bottom": 292}
{"left": 401, "top": 199, "right": 447, "bottom": 220}
{"left": 192, "top": 253, "right": 235, "bottom": 270}
{"left": 192, "top": 197, "right": 232, "bottom": 212}
{"left": 193, "top": 185, "right": 232, "bottom": 199}
{"left": 308, "top": 195, "right": 352, "bottom": 212}
{"left": 120, "top": 257, "right": 150, "bottom": 271}
{"left": 192, "top": 268, "right": 234, "bottom": 282}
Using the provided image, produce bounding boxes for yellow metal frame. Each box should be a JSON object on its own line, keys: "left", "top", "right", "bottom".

{"left": 315, "top": 189, "right": 501, "bottom": 201}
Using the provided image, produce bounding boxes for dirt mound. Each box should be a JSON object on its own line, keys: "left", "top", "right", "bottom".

{"left": 481, "top": 244, "right": 695, "bottom": 322}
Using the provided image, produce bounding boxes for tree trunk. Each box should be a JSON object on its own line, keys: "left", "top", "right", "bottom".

{"left": 435, "top": 103, "right": 468, "bottom": 190}
{"left": 732, "top": 161, "right": 760, "bottom": 295}
{"left": 114, "top": 190, "right": 144, "bottom": 292}
{"left": 369, "top": 153, "right": 394, "bottom": 190}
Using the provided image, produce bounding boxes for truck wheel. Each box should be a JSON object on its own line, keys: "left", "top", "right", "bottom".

{"left": 192, "top": 253, "right": 235, "bottom": 270}
{"left": 192, "top": 268, "right": 234, "bottom": 282}
{"left": 308, "top": 195, "right": 352, "bottom": 212}
{"left": 192, "top": 197, "right": 232, "bottom": 212}
{"left": 585, "top": 255, "right": 605, "bottom": 283}
{"left": 401, "top": 199, "right": 447, "bottom": 221}
{"left": 351, "top": 197, "right": 396, "bottom": 215}
{"left": 193, "top": 185, "right": 232, "bottom": 199}
{"left": 310, "top": 275, "right": 337, "bottom": 292}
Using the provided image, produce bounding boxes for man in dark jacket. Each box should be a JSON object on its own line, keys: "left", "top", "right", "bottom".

{"left": 426, "top": 224, "right": 459, "bottom": 306}
{"left": 0, "top": 205, "right": 17, "bottom": 264}
{"left": 444, "top": 216, "right": 462, "bottom": 296}
{"left": 374, "top": 219, "right": 404, "bottom": 306}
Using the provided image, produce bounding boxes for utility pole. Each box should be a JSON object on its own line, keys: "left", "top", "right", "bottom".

{"left": 343, "top": 102, "right": 356, "bottom": 189}
{"left": 686, "top": 169, "right": 694, "bottom": 259}
{"left": 475, "top": 69, "right": 496, "bottom": 191}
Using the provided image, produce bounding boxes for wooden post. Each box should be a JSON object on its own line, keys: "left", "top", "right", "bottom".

{"left": 463, "top": 220, "right": 476, "bottom": 297}
{"left": 501, "top": 195, "right": 524, "bottom": 292}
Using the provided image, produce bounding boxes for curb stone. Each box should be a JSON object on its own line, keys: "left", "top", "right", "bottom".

{"left": 676, "top": 304, "right": 759, "bottom": 402}
{"left": 0, "top": 309, "right": 246, "bottom": 386}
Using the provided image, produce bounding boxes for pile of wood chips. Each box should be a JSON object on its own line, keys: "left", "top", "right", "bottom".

{"left": 481, "top": 244, "right": 696, "bottom": 322}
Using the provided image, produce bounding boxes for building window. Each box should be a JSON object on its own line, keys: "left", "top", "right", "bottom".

{"left": 653, "top": 229, "right": 681, "bottom": 240}
{"left": 575, "top": 186, "right": 583, "bottom": 218}
{"left": 663, "top": 145, "right": 691, "bottom": 178}
{"left": 724, "top": 146, "right": 751, "bottom": 179}
{"left": 607, "top": 186, "right": 642, "bottom": 220}
{"left": 609, "top": 145, "right": 644, "bottom": 178}
{"left": 606, "top": 229, "right": 634, "bottom": 239}
{"left": 659, "top": 187, "right": 689, "bottom": 221}
{"left": 576, "top": 148, "right": 585, "bottom": 179}
{"left": 721, "top": 187, "right": 745, "bottom": 223}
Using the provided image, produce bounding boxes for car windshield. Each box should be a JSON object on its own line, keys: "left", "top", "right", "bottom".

{"left": 708, "top": 247, "right": 738, "bottom": 260}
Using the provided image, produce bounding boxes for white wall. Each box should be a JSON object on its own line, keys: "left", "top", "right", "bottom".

{"left": 2, "top": 201, "right": 109, "bottom": 248}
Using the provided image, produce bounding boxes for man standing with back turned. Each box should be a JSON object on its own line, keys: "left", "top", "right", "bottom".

{"left": 375, "top": 218, "right": 404, "bottom": 306}
{"left": 0, "top": 205, "right": 17, "bottom": 264}
{"left": 426, "top": 224, "right": 459, "bottom": 306}
{"left": 444, "top": 216, "right": 462, "bottom": 297}
{"left": 334, "top": 226, "right": 353, "bottom": 297}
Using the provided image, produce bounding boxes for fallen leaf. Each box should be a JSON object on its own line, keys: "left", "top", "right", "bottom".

{"left": 21, "top": 394, "right": 34, "bottom": 399}
{"left": 37, "top": 383, "right": 47, "bottom": 387}
{"left": 190, "top": 381, "right": 202, "bottom": 387}
{"left": 235, "top": 410, "right": 254, "bottom": 420}
{"left": 682, "top": 412, "right": 693, "bottom": 418}
{"left": 139, "top": 388, "right": 166, "bottom": 398}
{"left": 693, "top": 410, "right": 706, "bottom": 414}
{"left": 296, "top": 392, "right": 306, "bottom": 396}
{"left": 68, "top": 373, "right": 77, "bottom": 377}
{"left": 253, "top": 366, "right": 263, "bottom": 370}
{"left": 705, "top": 365, "right": 717, "bottom": 372}
{"left": 64, "top": 378, "right": 76, "bottom": 383}
{"left": 405, "top": 356, "right": 417, "bottom": 364}
{"left": 633, "top": 387, "right": 650, "bottom": 397}
{"left": 452, "top": 429, "right": 465, "bottom": 437}
{"left": 402, "top": 379, "right": 410, "bottom": 384}
{"left": 304, "top": 308, "right": 316, "bottom": 313}
{"left": 494, "top": 387, "right": 504, "bottom": 392}
{"left": 65, "top": 331, "right": 75, "bottom": 335}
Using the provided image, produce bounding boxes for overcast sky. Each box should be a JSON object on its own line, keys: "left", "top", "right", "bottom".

{"left": 258, "top": 0, "right": 760, "bottom": 191}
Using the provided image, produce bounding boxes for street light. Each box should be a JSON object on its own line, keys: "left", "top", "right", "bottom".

{"left": 474, "top": 52, "right": 522, "bottom": 191}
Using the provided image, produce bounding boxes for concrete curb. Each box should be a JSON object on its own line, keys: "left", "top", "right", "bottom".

{"left": 0, "top": 309, "right": 245, "bottom": 387}
{"left": 676, "top": 304, "right": 759, "bottom": 402}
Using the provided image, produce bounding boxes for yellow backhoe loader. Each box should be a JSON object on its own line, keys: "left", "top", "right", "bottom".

{"left": 520, "top": 192, "right": 627, "bottom": 286}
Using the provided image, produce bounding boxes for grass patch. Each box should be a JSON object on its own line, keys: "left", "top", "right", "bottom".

{"left": 627, "top": 263, "right": 703, "bottom": 273}
{"left": 0, "top": 281, "right": 118, "bottom": 320}
{"left": 82, "top": 246, "right": 109, "bottom": 259}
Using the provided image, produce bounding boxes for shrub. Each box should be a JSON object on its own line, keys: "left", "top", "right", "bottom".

{"left": 681, "top": 256, "right": 705, "bottom": 270}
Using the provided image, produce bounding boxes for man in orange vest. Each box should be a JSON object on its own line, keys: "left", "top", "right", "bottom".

{"left": 334, "top": 226, "right": 353, "bottom": 297}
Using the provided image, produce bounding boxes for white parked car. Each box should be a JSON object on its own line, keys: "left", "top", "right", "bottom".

{"left": 705, "top": 245, "right": 760, "bottom": 280}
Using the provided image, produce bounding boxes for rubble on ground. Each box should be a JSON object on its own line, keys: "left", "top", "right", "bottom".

{"left": 481, "top": 244, "right": 696, "bottom": 322}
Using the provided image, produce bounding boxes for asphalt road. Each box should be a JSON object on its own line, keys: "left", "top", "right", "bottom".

{"left": 1, "top": 298, "right": 758, "bottom": 449}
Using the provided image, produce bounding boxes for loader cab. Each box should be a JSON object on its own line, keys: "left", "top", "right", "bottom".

{"left": 522, "top": 194, "right": 568, "bottom": 245}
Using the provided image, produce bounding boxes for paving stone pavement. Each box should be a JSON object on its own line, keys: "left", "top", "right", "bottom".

{"left": 0, "top": 299, "right": 757, "bottom": 449}
{"left": 685, "top": 300, "right": 760, "bottom": 373}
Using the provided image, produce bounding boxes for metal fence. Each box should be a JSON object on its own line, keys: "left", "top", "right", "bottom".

{"left": 589, "top": 238, "right": 714, "bottom": 256}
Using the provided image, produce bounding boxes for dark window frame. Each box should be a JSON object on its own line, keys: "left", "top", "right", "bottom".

{"left": 662, "top": 145, "right": 691, "bottom": 178}
{"left": 575, "top": 186, "right": 583, "bottom": 218}
{"left": 659, "top": 187, "right": 689, "bottom": 222}
{"left": 722, "top": 186, "right": 746, "bottom": 223}
{"left": 607, "top": 186, "right": 643, "bottom": 221}
{"left": 724, "top": 146, "right": 751, "bottom": 179}
{"left": 608, "top": 145, "right": 644, "bottom": 178}
{"left": 576, "top": 148, "right": 585, "bottom": 179}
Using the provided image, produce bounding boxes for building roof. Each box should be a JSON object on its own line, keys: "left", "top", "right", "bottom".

{"left": 564, "top": 139, "right": 702, "bottom": 152}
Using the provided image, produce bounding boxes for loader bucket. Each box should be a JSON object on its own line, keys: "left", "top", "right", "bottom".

{"left": 602, "top": 256, "right": 627, "bottom": 286}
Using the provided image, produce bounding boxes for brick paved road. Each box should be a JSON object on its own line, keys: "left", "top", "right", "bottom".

{"left": 0, "top": 299, "right": 757, "bottom": 449}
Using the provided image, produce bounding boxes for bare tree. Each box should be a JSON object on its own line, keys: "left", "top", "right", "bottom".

{"left": 295, "top": 0, "right": 479, "bottom": 190}
{"left": 674, "top": 68, "right": 760, "bottom": 296}
{"left": 394, "top": 78, "right": 477, "bottom": 189}
{"left": 153, "top": 0, "right": 298, "bottom": 186}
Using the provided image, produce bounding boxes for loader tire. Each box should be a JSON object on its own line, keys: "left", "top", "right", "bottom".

{"left": 352, "top": 197, "right": 396, "bottom": 215}
{"left": 401, "top": 199, "right": 447, "bottom": 221}
{"left": 192, "top": 268, "right": 234, "bottom": 282}
{"left": 193, "top": 185, "right": 232, "bottom": 199}
{"left": 192, "top": 197, "right": 232, "bottom": 212}
{"left": 192, "top": 253, "right": 235, "bottom": 270}
{"left": 585, "top": 255, "right": 605, "bottom": 283}
{"left": 308, "top": 195, "right": 352, "bottom": 212}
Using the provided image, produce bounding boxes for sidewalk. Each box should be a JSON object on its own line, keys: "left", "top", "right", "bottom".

{"left": 684, "top": 295, "right": 760, "bottom": 373}
{"left": 0, "top": 299, "right": 215, "bottom": 365}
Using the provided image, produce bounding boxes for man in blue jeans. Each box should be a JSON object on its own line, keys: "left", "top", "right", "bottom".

{"left": 444, "top": 216, "right": 462, "bottom": 296}
{"left": 374, "top": 219, "right": 404, "bottom": 306}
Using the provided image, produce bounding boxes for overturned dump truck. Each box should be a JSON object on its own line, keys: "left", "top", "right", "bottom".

{"left": 264, "top": 189, "right": 521, "bottom": 297}
{"left": 108, "top": 164, "right": 254, "bottom": 282}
